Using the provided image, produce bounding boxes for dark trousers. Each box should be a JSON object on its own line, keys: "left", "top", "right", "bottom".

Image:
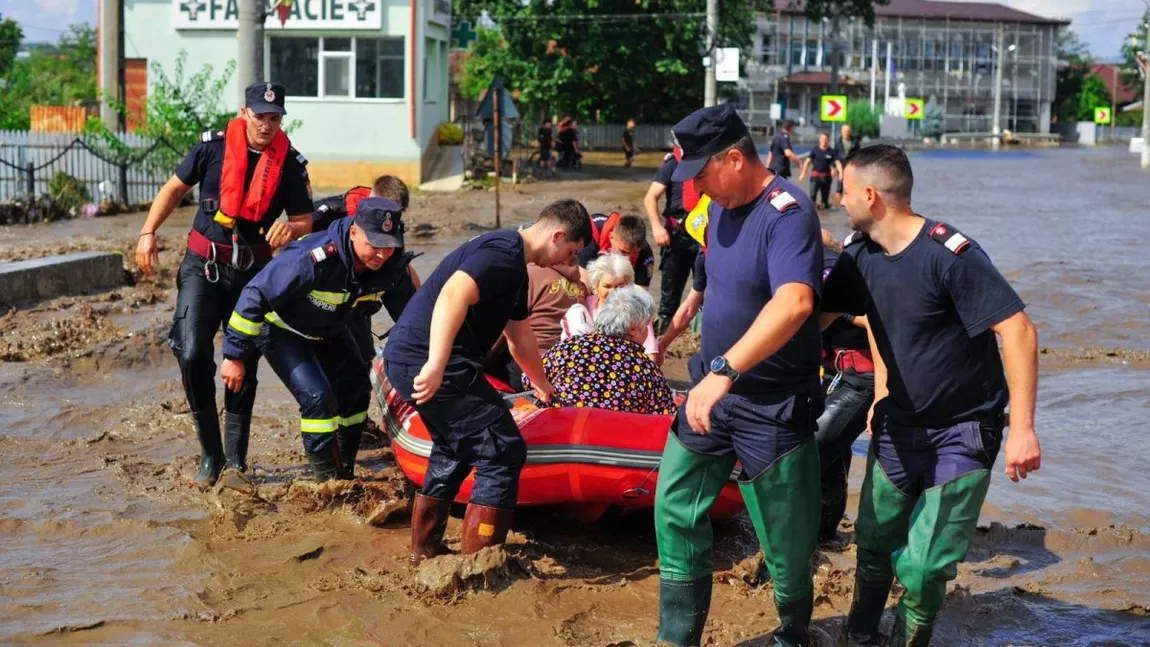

{"left": 169, "top": 250, "right": 260, "bottom": 454}
{"left": 259, "top": 325, "right": 370, "bottom": 454}
{"left": 809, "top": 175, "right": 832, "bottom": 208}
{"left": 348, "top": 313, "right": 376, "bottom": 364}
{"left": 813, "top": 367, "right": 874, "bottom": 539}
{"left": 657, "top": 224, "right": 701, "bottom": 325}
{"left": 386, "top": 359, "right": 526, "bottom": 508}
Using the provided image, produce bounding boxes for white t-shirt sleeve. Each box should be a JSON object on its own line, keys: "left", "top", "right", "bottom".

{"left": 561, "top": 303, "right": 593, "bottom": 340}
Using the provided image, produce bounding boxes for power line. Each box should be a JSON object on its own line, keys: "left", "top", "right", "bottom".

{"left": 470, "top": 12, "right": 705, "bottom": 24}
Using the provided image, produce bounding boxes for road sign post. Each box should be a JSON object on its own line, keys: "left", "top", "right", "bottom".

{"left": 820, "top": 95, "right": 847, "bottom": 123}
{"left": 906, "top": 98, "right": 924, "bottom": 120}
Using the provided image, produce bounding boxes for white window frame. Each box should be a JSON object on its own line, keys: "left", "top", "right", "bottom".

{"left": 266, "top": 35, "right": 407, "bottom": 104}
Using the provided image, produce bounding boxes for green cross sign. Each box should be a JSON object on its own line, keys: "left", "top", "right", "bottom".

{"left": 452, "top": 20, "right": 478, "bottom": 49}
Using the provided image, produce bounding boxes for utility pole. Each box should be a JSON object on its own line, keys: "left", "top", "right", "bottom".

{"left": 870, "top": 37, "right": 878, "bottom": 109}
{"left": 829, "top": 8, "right": 841, "bottom": 139}
{"left": 493, "top": 85, "right": 502, "bottom": 228}
{"left": 1142, "top": 19, "right": 1150, "bottom": 169}
{"left": 992, "top": 23, "right": 1005, "bottom": 137}
{"left": 238, "top": 0, "right": 266, "bottom": 106}
{"left": 704, "top": 0, "right": 718, "bottom": 107}
{"left": 98, "top": 0, "right": 121, "bottom": 129}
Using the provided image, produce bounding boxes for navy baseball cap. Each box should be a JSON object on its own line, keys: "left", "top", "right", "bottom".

{"left": 354, "top": 197, "right": 405, "bottom": 248}
{"left": 670, "top": 104, "right": 751, "bottom": 182}
{"left": 245, "top": 81, "right": 287, "bottom": 115}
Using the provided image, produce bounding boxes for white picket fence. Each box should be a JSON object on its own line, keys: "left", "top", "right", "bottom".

{"left": 0, "top": 130, "right": 173, "bottom": 204}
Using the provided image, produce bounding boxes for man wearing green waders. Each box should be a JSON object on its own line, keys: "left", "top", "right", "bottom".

{"left": 824, "top": 145, "right": 1042, "bottom": 645}
{"left": 654, "top": 105, "right": 825, "bottom": 646}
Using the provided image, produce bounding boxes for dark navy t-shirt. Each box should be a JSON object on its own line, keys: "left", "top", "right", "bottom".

{"left": 175, "top": 138, "right": 313, "bottom": 247}
{"left": 821, "top": 248, "right": 868, "bottom": 351}
{"left": 385, "top": 230, "right": 529, "bottom": 365}
{"left": 653, "top": 157, "right": 686, "bottom": 216}
{"left": 822, "top": 219, "right": 1025, "bottom": 426}
{"left": 768, "top": 131, "right": 794, "bottom": 176}
{"left": 692, "top": 249, "right": 707, "bottom": 292}
{"left": 701, "top": 175, "right": 823, "bottom": 394}
{"left": 808, "top": 146, "right": 837, "bottom": 174}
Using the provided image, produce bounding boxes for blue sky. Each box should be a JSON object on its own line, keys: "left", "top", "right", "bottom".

{"left": 0, "top": 0, "right": 1145, "bottom": 59}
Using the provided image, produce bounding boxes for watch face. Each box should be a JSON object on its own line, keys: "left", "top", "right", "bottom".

{"left": 710, "top": 356, "right": 726, "bottom": 373}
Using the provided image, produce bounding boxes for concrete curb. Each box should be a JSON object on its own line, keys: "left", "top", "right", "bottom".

{"left": 0, "top": 252, "right": 127, "bottom": 305}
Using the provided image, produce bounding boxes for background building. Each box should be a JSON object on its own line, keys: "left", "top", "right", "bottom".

{"left": 741, "top": 0, "right": 1068, "bottom": 133}
{"left": 110, "top": 0, "right": 452, "bottom": 188}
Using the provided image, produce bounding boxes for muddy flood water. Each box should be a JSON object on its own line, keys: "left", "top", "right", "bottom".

{"left": 1, "top": 146, "right": 1148, "bottom": 645}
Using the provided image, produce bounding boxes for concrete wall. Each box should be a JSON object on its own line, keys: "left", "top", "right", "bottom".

{"left": 0, "top": 253, "right": 126, "bottom": 305}
{"left": 123, "top": 0, "right": 448, "bottom": 184}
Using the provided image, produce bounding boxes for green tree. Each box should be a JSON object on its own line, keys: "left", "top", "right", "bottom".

{"left": 1076, "top": 74, "right": 1111, "bottom": 122}
{"left": 846, "top": 100, "right": 881, "bottom": 138}
{"left": 85, "top": 51, "right": 238, "bottom": 176}
{"left": 0, "top": 13, "right": 22, "bottom": 78}
{"left": 1119, "top": 9, "right": 1148, "bottom": 99}
{"left": 454, "top": 0, "right": 887, "bottom": 123}
{"left": 1054, "top": 27, "right": 1092, "bottom": 123}
{"left": 0, "top": 23, "right": 98, "bottom": 130}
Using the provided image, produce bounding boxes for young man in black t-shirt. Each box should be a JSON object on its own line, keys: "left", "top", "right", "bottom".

{"left": 385, "top": 199, "right": 592, "bottom": 563}
{"left": 798, "top": 132, "right": 842, "bottom": 209}
{"left": 823, "top": 145, "right": 1042, "bottom": 645}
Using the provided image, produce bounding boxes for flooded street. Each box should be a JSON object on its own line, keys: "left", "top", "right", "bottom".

{"left": 1, "top": 146, "right": 1148, "bottom": 645}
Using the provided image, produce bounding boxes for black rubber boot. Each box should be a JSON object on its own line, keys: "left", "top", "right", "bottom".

{"left": 771, "top": 594, "right": 813, "bottom": 647}
{"left": 846, "top": 569, "right": 895, "bottom": 646}
{"left": 305, "top": 445, "right": 341, "bottom": 482}
{"left": 336, "top": 424, "right": 364, "bottom": 480}
{"left": 223, "top": 412, "right": 251, "bottom": 472}
{"left": 192, "top": 409, "right": 224, "bottom": 490}
{"left": 655, "top": 575, "right": 712, "bottom": 646}
{"left": 885, "top": 610, "right": 933, "bottom": 647}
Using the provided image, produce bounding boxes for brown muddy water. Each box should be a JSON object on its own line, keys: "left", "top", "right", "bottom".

{"left": 1, "top": 146, "right": 1149, "bottom": 645}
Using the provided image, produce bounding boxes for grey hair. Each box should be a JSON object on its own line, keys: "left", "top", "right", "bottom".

{"left": 595, "top": 285, "right": 655, "bottom": 338}
{"left": 586, "top": 252, "right": 634, "bottom": 292}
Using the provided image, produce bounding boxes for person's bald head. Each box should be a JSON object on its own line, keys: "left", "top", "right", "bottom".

{"left": 841, "top": 124, "right": 853, "bottom": 139}
{"left": 841, "top": 145, "right": 914, "bottom": 231}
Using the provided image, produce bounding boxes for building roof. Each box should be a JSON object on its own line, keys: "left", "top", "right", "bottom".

{"left": 777, "top": 0, "right": 1069, "bottom": 26}
{"left": 1089, "top": 64, "right": 1138, "bottom": 105}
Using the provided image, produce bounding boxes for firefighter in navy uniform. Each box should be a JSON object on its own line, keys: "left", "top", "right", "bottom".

{"left": 221, "top": 198, "right": 417, "bottom": 481}
{"left": 644, "top": 151, "right": 701, "bottom": 335}
{"left": 798, "top": 132, "right": 842, "bottom": 210}
{"left": 309, "top": 175, "right": 422, "bottom": 364}
{"left": 824, "top": 146, "right": 1042, "bottom": 646}
{"left": 135, "top": 81, "right": 314, "bottom": 490}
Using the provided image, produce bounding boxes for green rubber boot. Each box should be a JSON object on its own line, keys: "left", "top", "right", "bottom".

{"left": 654, "top": 432, "right": 736, "bottom": 645}
{"left": 885, "top": 609, "right": 934, "bottom": 647}
{"left": 849, "top": 451, "right": 914, "bottom": 644}
{"left": 656, "top": 575, "right": 713, "bottom": 647}
{"left": 738, "top": 439, "right": 821, "bottom": 647}
{"left": 895, "top": 468, "right": 991, "bottom": 632}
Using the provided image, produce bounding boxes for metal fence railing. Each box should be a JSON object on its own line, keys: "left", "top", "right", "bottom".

{"left": 0, "top": 130, "right": 178, "bottom": 205}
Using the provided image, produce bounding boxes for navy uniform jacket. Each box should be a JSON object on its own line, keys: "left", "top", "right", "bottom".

{"left": 223, "top": 217, "right": 416, "bottom": 360}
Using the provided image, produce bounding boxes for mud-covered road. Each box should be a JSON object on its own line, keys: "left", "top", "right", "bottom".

{"left": 1, "top": 148, "right": 1148, "bottom": 645}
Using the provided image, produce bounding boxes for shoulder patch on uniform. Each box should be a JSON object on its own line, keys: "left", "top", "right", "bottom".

{"left": 767, "top": 188, "right": 799, "bottom": 212}
{"left": 294, "top": 150, "right": 308, "bottom": 166}
{"left": 927, "top": 222, "right": 971, "bottom": 255}
{"left": 843, "top": 232, "right": 866, "bottom": 247}
{"left": 200, "top": 129, "right": 224, "bottom": 143}
{"left": 309, "top": 243, "right": 338, "bottom": 264}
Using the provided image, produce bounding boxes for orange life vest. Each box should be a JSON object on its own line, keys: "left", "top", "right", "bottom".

{"left": 215, "top": 117, "right": 290, "bottom": 227}
{"left": 673, "top": 146, "right": 702, "bottom": 212}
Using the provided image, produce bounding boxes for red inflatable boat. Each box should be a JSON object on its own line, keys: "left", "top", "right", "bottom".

{"left": 370, "top": 357, "right": 745, "bottom": 521}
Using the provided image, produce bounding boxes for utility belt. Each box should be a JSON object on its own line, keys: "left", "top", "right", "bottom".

{"left": 187, "top": 228, "right": 270, "bottom": 283}
{"left": 664, "top": 211, "right": 687, "bottom": 231}
{"left": 811, "top": 170, "right": 832, "bottom": 179}
{"left": 824, "top": 348, "right": 873, "bottom": 395}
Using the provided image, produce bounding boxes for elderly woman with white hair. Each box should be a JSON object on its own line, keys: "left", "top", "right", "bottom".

{"left": 562, "top": 252, "right": 659, "bottom": 360}
{"left": 526, "top": 285, "right": 675, "bottom": 415}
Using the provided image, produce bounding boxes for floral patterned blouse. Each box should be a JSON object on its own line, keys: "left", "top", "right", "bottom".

{"left": 526, "top": 332, "right": 676, "bottom": 415}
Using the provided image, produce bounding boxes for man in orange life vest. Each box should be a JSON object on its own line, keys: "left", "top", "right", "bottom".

{"left": 135, "top": 82, "right": 314, "bottom": 489}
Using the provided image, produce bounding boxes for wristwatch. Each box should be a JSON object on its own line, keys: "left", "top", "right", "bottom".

{"left": 709, "top": 356, "right": 740, "bottom": 382}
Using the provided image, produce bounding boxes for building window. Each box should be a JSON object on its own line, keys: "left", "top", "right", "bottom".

{"left": 270, "top": 36, "right": 405, "bottom": 100}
